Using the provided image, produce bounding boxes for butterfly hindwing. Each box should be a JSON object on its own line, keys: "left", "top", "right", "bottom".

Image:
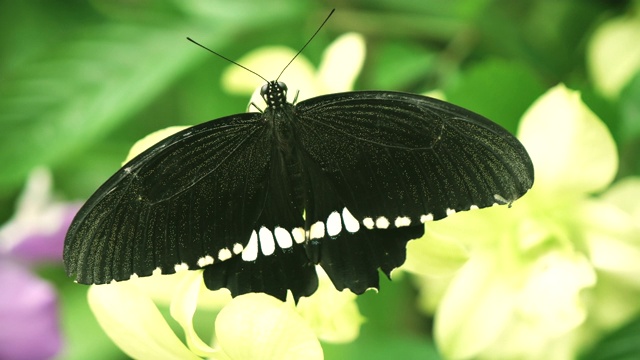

{"left": 202, "top": 142, "right": 320, "bottom": 301}
{"left": 202, "top": 242, "right": 317, "bottom": 301}
{"left": 292, "top": 153, "right": 423, "bottom": 294}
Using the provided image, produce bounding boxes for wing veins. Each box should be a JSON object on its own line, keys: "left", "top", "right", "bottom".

{"left": 147, "top": 124, "right": 265, "bottom": 205}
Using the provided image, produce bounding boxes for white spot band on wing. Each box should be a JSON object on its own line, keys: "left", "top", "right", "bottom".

{"left": 363, "top": 217, "right": 374, "bottom": 229}
{"left": 394, "top": 216, "right": 411, "bottom": 227}
{"left": 326, "top": 211, "right": 342, "bottom": 237}
{"left": 218, "top": 248, "right": 232, "bottom": 261}
{"left": 309, "top": 221, "right": 325, "bottom": 239}
{"left": 274, "top": 227, "right": 293, "bottom": 249}
{"left": 259, "top": 227, "right": 275, "bottom": 256}
{"left": 197, "top": 255, "right": 214, "bottom": 267}
{"left": 242, "top": 230, "right": 259, "bottom": 261}
{"left": 342, "top": 208, "right": 360, "bottom": 233}
{"left": 375, "top": 216, "right": 390, "bottom": 229}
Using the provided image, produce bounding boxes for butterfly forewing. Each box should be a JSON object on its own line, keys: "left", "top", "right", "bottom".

{"left": 64, "top": 113, "right": 273, "bottom": 285}
{"left": 294, "top": 91, "right": 533, "bottom": 223}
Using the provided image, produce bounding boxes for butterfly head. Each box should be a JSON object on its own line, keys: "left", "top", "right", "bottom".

{"left": 260, "top": 81, "right": 289, "bottom": 109}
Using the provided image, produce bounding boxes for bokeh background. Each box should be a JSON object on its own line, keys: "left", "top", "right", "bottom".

{"left": 1, "top": 0, "right": 639, "bottom": 359}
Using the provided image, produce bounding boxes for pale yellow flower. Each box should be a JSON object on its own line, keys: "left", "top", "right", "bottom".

{"left": 588, "top": 12, "right": 640, "bottom": 98}
{"left": 222, "top": 32, "right": 365, "bottom": 105}
{"left": 405, "top": 84, "right": 640, "bottom": 360}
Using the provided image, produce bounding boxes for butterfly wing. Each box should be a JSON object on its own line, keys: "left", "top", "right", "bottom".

{"left": 293, "top": 91, "right": 534, "bottom": 292}
{"left": 298, "top": 156, "right": 425, "bottom": 294}
{"left": 64, "top": 114, "right": 267, "bottom": 283}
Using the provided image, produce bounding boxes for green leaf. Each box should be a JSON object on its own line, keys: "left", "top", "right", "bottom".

{"left": 579, "top": 315, "right": 640, "bottom": 360}
{"left": 0, "top": 22, "right": 198, "bottom": 195}
{"left": 322, "top": 275, "right": 439, "bottom": 360}
{"left": 619, "top": 71, "right": 640, "bottom": 143}
{"left": 366, "top": 41, "right": 436, "bottom": 90}
{"left": 57, "top": 282, "right": 128, "bottom": 360}
{"left": 476, "top": 0, "right": 608, "bottom": 79}
{"left": 618, "top": 71, "right": 640, "bottom": 177}
{"left": 444, "top": 58, "right": 546, "bottom": 133}
{"left": 323, "top": 334, "right": 441, "bottom": 360}
{"left": 0, "top": 10, "right": 294, "bottom": 197}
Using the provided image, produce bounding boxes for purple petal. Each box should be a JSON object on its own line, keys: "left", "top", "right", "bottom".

{"left": 0, "top": 261, "right": 62, "bottom": 360}
{"left": 10, "top": 205, "right": 80, "bottom": 263}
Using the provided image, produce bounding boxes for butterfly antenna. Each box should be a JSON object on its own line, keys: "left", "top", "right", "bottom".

{"left": 186, "top": 37, "right": 269, "bottom": 83}
{"left": 276, "top": 8, "right": 335, "bottom": 81}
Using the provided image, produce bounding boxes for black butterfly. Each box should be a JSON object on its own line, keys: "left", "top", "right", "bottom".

{"left": 64, "top": 77, "right": 534, "bottom": 301}
{"left": 64, "top": 9, "right": 533, "bottom": 301}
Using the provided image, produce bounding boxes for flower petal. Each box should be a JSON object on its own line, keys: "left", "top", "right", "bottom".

{"left": 124, "top": 126, "right": 189, "bottom": 163}
{"left": 221, "top": 47, "right": 317, "bottom": 102}
{"left": 0, "top": 168, "right": 79, "bottom": 262}
{"left": 0, "top": 261, "right": 62, "bottom": 360}
{"left": 516, "top": 252, "right": 595, "bottom": 336}
{"left": 403, "top": 231, "right": 468, "bottom": 277}
{"left": 317, "top": 33, "right": 366, "bottom": 93}
{"left": 408, "top": 203, "right": 516, "bottom": 252}
{"left": 578, "top": 179, "right": 640, "bottom": 335}
{"left": 170, "top": 270, "right": 218, "bottom": 357}
{"left": 132, "top": 271, "right": 231, "bottom": 309}
{"left": 600, "top": 177, "right": 640, "bottom": 223}
{"left": 296, "top": 266, "right": 364, "bottom": 343}
{"left": 475, "top": 252, "right": 595, "bottom": 360}
{"left": 88, "top": 282, "right": 201, "bottom": 360}
{"left": 588, "top": 14, "right": 640, "bottom": 98}
{"left": 583, "top": 198, "right": 640, "bottom": 286}
{"left": 436, "top": 249, "right": 595, "bottom": 360}
{"left": 215, "top": 293, "right": 323, "bottom": 360}
{"left": 518, "top": 84, "right": 617, "bottom": 196}
{"left": 9, "top": 204, "right": 79, "bottom": 262}
{"left": 435, "top": 253, "right": 516, "bottom": 359}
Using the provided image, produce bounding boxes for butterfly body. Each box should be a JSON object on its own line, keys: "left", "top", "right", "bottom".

{"left": 64, "top": 81, "right": 534, "bottom": 301}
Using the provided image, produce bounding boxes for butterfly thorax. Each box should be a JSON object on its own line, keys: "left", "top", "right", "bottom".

{"left": 264, "top": 95, "right": 306, "bottom": 210}
{"left": 261, "top": 80, "right": 297, "bottom": 154}
{"left": 260, "top": 80, "right": 289, "bottom": 109}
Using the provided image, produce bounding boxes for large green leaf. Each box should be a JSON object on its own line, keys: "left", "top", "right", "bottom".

{"left": 0, "top": 22, "right": 199, "bottom": 194}
{"left": 0, "top": 9, "right": 296, "bottom": 197}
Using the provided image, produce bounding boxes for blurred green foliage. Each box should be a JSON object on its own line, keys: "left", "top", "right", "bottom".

{"left": 1, "top": 0, "right": 639, "bottom": 359}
